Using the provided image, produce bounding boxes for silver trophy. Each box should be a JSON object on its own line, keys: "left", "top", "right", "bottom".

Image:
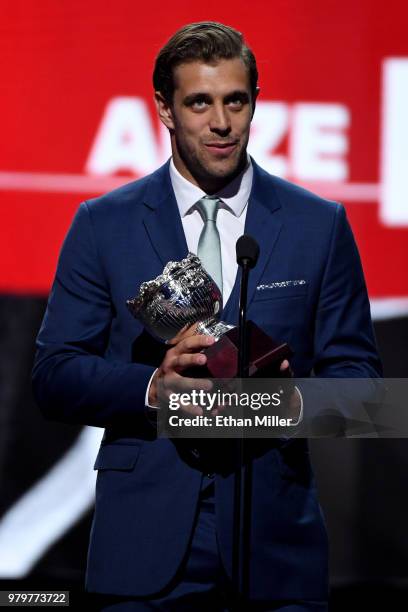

{"left": 126, "top": 253, "right": 234, "bottom": 342}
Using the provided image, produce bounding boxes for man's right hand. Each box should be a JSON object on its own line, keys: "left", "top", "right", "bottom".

{"left": 148, "top": 327, "right": 215, "bottom": 416}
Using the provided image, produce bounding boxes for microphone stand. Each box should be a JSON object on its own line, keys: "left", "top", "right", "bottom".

{"left": 232, "top": 256, "right": 252, "bottom": 605}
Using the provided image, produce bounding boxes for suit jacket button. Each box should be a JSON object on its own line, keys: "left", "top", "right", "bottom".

{"left": 191, "top": 448, "right": 200, "bottom": 459}
{"left": 206, "top": 473, "right": 214, "bottom": 478}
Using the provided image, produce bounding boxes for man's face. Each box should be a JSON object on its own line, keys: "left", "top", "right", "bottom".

{"left": 156, "top": 58, "right": 257, "bottom": 192}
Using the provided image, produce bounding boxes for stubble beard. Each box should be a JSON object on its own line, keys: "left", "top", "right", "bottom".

{"left": 174, "top": 134, "right": 248, "bottom": 192}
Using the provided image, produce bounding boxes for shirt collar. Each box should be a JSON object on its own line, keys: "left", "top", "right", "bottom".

{"left": 169, "top": 155, "right": 253, "bottom": 218}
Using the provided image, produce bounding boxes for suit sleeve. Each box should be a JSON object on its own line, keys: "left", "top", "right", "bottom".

{"left": 32, "top": 201, "right": 156, "bottom": 429}
{"left": 313, "top": 203, "right": 382, "bottom": 378}
{"left": 294, "top": 204, "right": 383, "bottom": 435}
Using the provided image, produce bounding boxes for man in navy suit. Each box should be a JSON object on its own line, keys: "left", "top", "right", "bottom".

{"left": 32, "top": 21, "right": 381, "bottom": 611}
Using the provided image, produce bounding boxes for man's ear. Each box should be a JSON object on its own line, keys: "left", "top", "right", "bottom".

{"left": 154, "top": 91, "right": 175, "bottom": 131}
{"left": 251, "top": 87, "right": 260, "bottom": 119}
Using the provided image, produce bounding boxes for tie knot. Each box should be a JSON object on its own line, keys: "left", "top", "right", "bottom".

{"left": 196, "top": 196, "right": 221, "bottom": 222}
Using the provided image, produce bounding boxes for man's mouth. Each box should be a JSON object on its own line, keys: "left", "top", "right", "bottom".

{"left": 204, "top": 142, "right": 238, "bottom": 155}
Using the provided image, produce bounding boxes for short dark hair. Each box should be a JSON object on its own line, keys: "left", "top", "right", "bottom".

{"left": 153, "top": 21, "right": 258, "bottom": 103}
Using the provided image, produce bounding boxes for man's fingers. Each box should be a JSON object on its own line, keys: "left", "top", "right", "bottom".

{"left": 162, "top": 334, "right": 214, "bottom": 373}
{"left": 170, "top": 375, "right": 213, "bottom": 395}
{"left": 280, "top": 359, "right": 290, "bottom": 371}
{"left": 162, "top": 350, "right": 207, "bottom": 374}
{"left": 177, "top": 404, "right": 204, "bottom": 417}
{"left": 174, "top": 351, "right": 207, "bottom": 371}
{"left": 174, "top": 333, "right": 215, "bottom": 355}
{"left": 168, "top": 323, "right": 198, "bottom": 345}
{"left": 157, "top": 371, "right": 213, "bottom": 398}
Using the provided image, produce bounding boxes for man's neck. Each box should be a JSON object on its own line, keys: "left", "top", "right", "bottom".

{"left": 171, "top": 154, "right": 250, "bottom": 195}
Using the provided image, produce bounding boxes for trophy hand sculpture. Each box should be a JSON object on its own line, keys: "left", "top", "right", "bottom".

{"left": 126, "top": 253, "right": 292, "bottom": 378}
{"left": 127, "top": 253, "right": 233, "bottom": 343}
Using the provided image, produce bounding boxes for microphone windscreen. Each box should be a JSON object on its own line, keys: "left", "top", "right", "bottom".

{"left": 236, "top": 235, "right": 260, "bottom": 268}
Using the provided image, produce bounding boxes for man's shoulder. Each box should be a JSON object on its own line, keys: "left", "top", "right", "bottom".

{"left": 84, "top": 161, "right": 170, "bottom": 216}
{"left": 252, "top": 159, "right": 342, "bottom": 220}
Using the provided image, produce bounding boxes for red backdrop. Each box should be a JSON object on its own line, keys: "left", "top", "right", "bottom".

{"left": 2, "top": 1, "right": 408, "bottom": 314}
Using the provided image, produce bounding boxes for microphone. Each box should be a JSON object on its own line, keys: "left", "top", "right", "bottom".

{"left": 236, "top": 234, "right": 260, "bottom": 269}
{"left": 235, "top": 235, "right": 260, "bottom": 379}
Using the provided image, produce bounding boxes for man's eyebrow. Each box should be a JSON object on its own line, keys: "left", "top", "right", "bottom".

{"left": 182, "top": 90, "right": 250, "bottom": 105}
{"left": 183, "top": 92, "right": 212, "bottom": 105}
{"left": 224, "top": 90, "right": 250, "bottom": 102}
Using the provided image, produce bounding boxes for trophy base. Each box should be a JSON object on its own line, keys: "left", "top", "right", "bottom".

{"left": 186, "top": 320, "right": 293, "bottom": 379}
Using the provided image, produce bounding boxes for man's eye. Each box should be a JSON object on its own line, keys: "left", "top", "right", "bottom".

{"left": 191, "top": 100, "right": 208, "bottom": 110}
{"left": 229, "top": 99, "right": 244, "bottom": 108}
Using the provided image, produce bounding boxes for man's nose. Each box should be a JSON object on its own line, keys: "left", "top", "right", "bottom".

{"left": 209, "top": 104, "right": 231, "bottom": 134}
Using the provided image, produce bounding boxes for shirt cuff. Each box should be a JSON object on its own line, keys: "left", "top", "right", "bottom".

{"left": 279, "top": 385, "right": 303, "bottom": 440}
{"left": 290, "top": 385, "right": 304, "bottom": 426}
{"left": 145, "top": 368, "right": 160, "bottom": 410}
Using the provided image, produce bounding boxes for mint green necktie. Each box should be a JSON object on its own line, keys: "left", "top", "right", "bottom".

{"left": 196, "top": 196, "right": 223, "bottom": 295}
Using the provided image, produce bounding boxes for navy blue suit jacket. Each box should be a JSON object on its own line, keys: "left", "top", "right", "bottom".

{"left": 32, "top": 159, "right": 381, "bottom": 601}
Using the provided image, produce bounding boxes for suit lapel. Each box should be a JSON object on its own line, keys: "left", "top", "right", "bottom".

{"left": 244, "top": 164, "right": 283, "bottom": 306}
{"left": 142, "top": 162, "right": 189, "bottom": 267}
{"left": 222, "top": 161, "right": 283, "bottom": 325}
